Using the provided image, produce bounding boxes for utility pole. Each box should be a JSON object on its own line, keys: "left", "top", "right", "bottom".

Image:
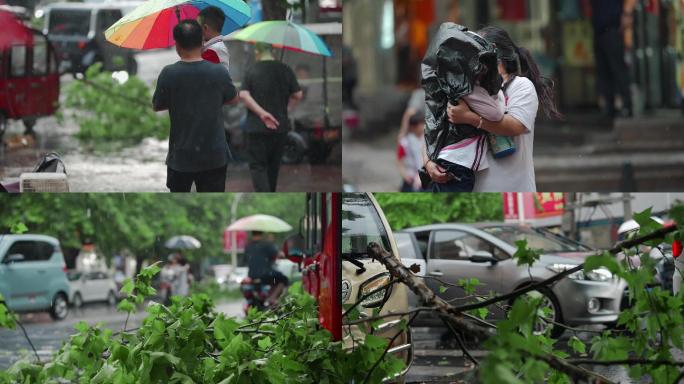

{"left": 623, "top": 193, "right": 633, "bottom": 221}
{"left": 229, "top": 193, "right": 243, "bottom": 270}
{"left": 562, "top": 193, "right": 577, "bottom": 240}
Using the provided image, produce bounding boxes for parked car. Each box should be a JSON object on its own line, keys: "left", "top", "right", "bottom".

{"left": 0, "top": 10, "right": 60, "bottom": 137}
{"left": 211, "top": 264, "right": 248, "bottom": 289}
{"left": 66, "top": 270, "right": 118, "bottom": 307}
{"left": 397, "top": 223, "right": 626, "bottom": 337}
{"left": 340, "top": 193, "right": 412, "bottom": 377}
{"left": 0, "top": 234, "right": 70, "bottom": 320}
{"left": 42, "top": 2, "right": 141, "bottom": 75}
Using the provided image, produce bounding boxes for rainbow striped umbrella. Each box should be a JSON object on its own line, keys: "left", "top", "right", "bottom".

{"left": 104, "top": 0, "right": 250, "bottom": 50}
{"left": 228, "top": 20, "right": 332, "bottom": 57}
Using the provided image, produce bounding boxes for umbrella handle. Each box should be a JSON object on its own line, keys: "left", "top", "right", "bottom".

{"left": 175, "top": 6, "right": 181, "bottom": 23}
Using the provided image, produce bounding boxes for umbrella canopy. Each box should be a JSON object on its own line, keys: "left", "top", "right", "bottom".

{"left": 228, "top": 20, "right": 332, "bottom": 57}
{"left": 0, "top": 10, "right": 32, "bottom": 49}
{"left": 227, "top": 214, "right": 292, "bottom": 233}
{"left": 165, "top": 235, "right": 202, "bottom": 249}
{"left": 105, "top": 0, "right": 251, "bottom": 50}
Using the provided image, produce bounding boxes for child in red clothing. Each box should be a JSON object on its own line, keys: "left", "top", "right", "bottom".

{"left": 197, "top": 6, "right": 230, "bottom": 72}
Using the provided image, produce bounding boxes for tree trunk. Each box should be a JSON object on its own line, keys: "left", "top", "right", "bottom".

{"left": 262, "top": 0, "right": 288, "bottom": 20}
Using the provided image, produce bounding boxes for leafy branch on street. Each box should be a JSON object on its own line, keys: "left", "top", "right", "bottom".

{"left": 0, "top": 263, "right": 404, "bottom": 384}
{"left": 60, "top": 64, "right": 169, "bottom": 145}
{"left": 356, "top": 206, "right": 684, "bottom": 384}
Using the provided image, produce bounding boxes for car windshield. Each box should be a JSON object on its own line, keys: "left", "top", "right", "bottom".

{"left": 49, "top": 9, "right": 91, "bottom": 36}
{"left": 482, "top": 226, "right": 592, "bottom": 253}
{"left": 342, "top": 194, "right": 391, "bottom": 258}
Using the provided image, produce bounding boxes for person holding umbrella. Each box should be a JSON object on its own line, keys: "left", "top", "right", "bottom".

{"left": 227, "top": 214, "right": 293, "bottom": 307}
{"left": 245, "top": 230, "right": 288, "bottom": 307}
{"left": 240, "top": 43, "right": 304, "bottom": 192}
{"left": 153, "top": 20, "right": 239, "bottom": 192}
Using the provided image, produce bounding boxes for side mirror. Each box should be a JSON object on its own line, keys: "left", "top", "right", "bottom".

{"left": 4, "top": 254, "right": 25, "bottom": 264}
{"left": 469, "top": 251, "right": 498, "bottom": 264}
{"left": 282, "top": 234, "right": 305, "bottom": 264}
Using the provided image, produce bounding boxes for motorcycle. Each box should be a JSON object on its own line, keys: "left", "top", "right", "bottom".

{"left": 239, "top": 277, "right": 273, "bottom": 314}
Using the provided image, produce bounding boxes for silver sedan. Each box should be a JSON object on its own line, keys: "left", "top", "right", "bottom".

{"left": 396, "top": 223, "right": 626, "bottom": 337}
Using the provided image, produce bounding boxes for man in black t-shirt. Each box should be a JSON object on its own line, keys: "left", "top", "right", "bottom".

{"left": 153, "top": 20, "right": 239, "bottom": 192}
{"left": 240, "top": 43, "right": 303, "bottom": 192}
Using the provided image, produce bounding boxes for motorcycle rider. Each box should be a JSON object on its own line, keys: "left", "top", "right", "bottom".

{"left": 246, "top": 231, "right": 288, "bottom": 306}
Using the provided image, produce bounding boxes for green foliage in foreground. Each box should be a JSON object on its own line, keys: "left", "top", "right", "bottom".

{"left": 374, "top": 193, "right": 503, "bottom": 230}
{"left": 61, "top": 64, "right": 169, "bottom": 145}
{"left": 0, "top": 265, "right": 403, "bottom": 384}
{"left": 479, "top": 206, "right": 684, "bottom": 384}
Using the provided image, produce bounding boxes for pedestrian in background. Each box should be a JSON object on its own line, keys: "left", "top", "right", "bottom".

{"left": 153, "top": 20, "right": 239, "bottom": 192}
{"left": 240, "top": 43, "right": 303, "bottom": 192}
{"left": 396, "top": 112, "right": 425, "bottom": 192}
{"left": 590, "top": 0, "right": 634, "bottom": 119}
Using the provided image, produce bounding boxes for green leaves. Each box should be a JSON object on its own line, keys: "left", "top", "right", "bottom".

{"left": 0, "top": 293, "right": 16, "bottom": 330}
{"left": 568, "top": 336, "right": 586, "bottom": 355}
{"left": 9, "top": 222, "right": 28, "bottom": 234}
{"left": 458, "top": 277, "right": 481, "bottom": 295}
{"left": 62, "top": 63, "right": 170, "bottom": 144}
{"left": 513, "top": 239, "right": 542, "bottom": 267}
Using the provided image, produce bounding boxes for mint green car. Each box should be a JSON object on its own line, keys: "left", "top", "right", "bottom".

{"left": 0, "top": 234, "right": 70, "bottom": 320}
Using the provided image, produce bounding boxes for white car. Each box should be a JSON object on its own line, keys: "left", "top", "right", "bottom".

{"left": 67, "top": 270, "right": 118, "bottom": 307}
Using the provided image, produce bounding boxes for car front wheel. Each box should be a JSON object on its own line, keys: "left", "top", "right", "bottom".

{"left": 50, "top": 293, "right": 69, "bottom": 320}
{"left": 72, "top": 292, "right": 83, "bottom": 308}
{"left": 514, "top": 287, "right": 563, "bottom": 338}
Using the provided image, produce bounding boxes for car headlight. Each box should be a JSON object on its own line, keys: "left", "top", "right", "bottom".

{"left": 547, "top": 264, "right": 584, "bottom": 279}
{"left": 358, "top": 273, "right": 393, "bottom": 308}
{"left": 584, "top": 268, "right": 613, "bottom": 282}
{"left": 547, "top": 264, "right": 613, "bottom": 281}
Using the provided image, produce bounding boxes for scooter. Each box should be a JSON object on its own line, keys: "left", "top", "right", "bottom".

{"left": 0, "top": 152, "right": 67, "bottom": 192}
{"left": 239, "top": 277, "right": 271, "bottom": 314}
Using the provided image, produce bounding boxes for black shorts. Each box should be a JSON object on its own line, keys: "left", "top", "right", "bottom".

{"left": 166, "top": 165, "right": 226, "bottom": 192}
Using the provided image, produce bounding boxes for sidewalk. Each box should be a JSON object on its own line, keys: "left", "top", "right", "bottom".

{"left": 345, "top": 87, "right": 684, "bottom": 192}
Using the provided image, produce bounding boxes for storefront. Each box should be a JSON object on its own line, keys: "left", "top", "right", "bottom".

{"left": 345, "top": 0, "right": 681, "bottom": 110}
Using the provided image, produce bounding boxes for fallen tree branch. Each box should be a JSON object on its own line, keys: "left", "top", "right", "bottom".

{"left": 567, "top": 358, "right": 684, "bottom": 367}
{"left": 451, "top": 224, "right": 678, "bottom": 313}
{"left": 535, "top": 354, "right": 615, "bottom": 384}
{"left": 367, "top": 243, "right": 497, "bottom": 340}
{"left": 365, "top": 225, "right": 679, "bottom": 384}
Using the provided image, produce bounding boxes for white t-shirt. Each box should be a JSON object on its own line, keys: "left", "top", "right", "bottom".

{"left": 474, "top": 76, "right": 539, "bottom": 192}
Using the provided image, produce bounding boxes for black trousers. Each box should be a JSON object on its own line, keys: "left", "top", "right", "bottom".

{"left": 245, "top": 132, "right": 287, "bottom": 192}
{"left": 166, "top": 165, "right": 227, "bottom": 192}
{"left": 594, "top": 27, "right": 632, "bottom": 117}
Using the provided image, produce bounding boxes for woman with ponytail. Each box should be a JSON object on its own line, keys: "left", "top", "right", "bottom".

{"left": 442, "top": 26, "right": 562, "bottom": 192}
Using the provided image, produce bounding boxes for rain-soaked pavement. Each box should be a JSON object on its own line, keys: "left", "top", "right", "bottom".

{"left": 0, "top": 299, "right": 242, "bottom": 369}
{"left": 0, "top": 50, "right": 341, "bottom": 192}
{"left": 406, "top": 325, "right": 684, "bottom": 383}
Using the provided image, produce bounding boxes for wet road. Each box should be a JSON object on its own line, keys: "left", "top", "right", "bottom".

{"left": 406, "top": 325, "right": 683, "bottom": 383}
{"left": 0, "top": 50, "right": 341, "bottom": 192}
{"left": 0, "top": 300, "right": 242, "bottom": 369}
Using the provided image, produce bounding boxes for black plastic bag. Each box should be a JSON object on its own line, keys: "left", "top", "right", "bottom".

{"left": 422, "top": 23, "right": 501, "bottom": 158}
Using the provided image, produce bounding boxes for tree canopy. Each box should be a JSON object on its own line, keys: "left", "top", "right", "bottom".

{"left": 374, "top": 193, "right": 503, "bottom": 230}
{"left": 0, "top": 193, "right": 305, "bottom": 262}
